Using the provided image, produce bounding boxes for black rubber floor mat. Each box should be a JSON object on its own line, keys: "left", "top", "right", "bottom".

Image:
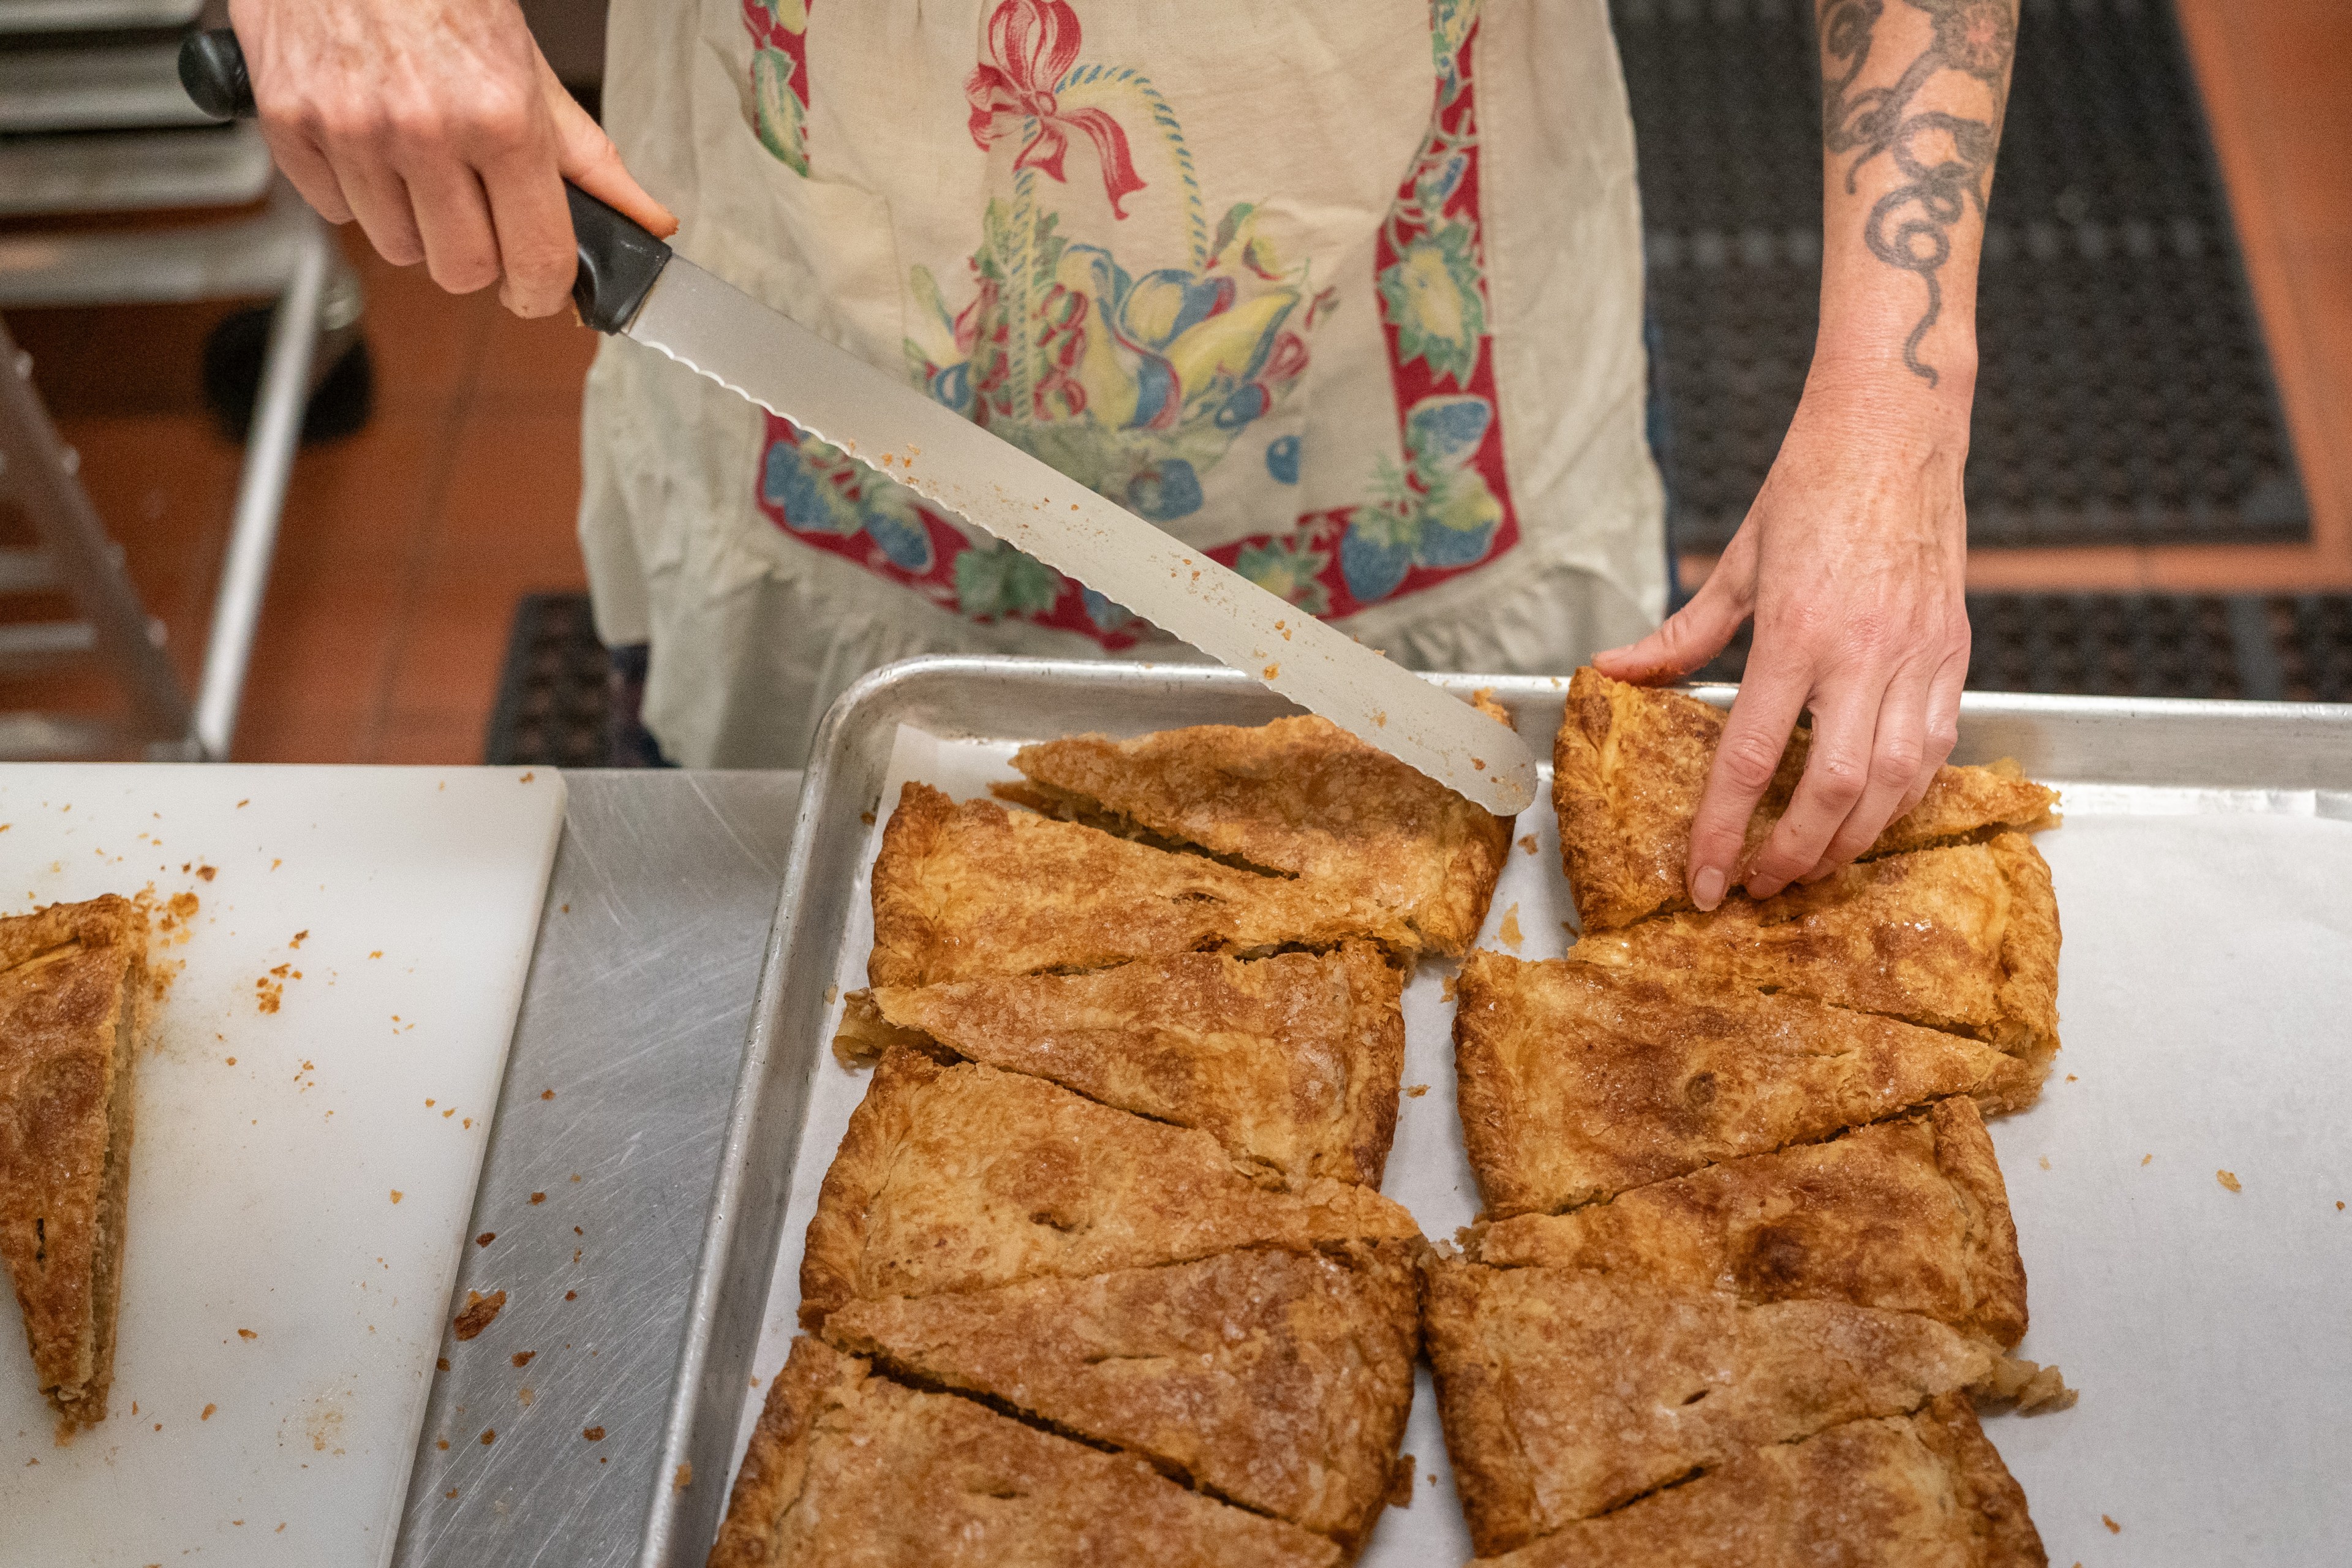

{"left": 1692, "top": 592, "right": 2352, "bottom": 701}
{"left": 1621, "top": 0, "right": 2309, "bottom": 552}
{"left": 487, "top": 591, "right": 2350, "bottom": 769}
{"left": 483, "top": 593, "right": 615, "bottom": 767}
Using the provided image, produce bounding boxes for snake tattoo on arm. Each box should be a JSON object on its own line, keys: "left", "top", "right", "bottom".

{"left": 1817, "top": 1, "right": 2019, "bottom": 386}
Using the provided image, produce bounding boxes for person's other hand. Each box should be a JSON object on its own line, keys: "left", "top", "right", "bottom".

{"left": 228, "top": 0, "right": 677, "bottom": 317}
{"left": 1594, "top": 369, "right": 1971, "bottom": 909}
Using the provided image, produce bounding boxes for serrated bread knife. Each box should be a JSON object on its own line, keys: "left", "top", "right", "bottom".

{"left": 182, "top": 29, "right": 1537, "bottom": 815}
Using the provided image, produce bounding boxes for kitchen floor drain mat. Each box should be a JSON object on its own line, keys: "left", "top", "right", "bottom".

{"left": 1623, "top": 0, "right": 2309, "bottom": 553}
{"left": 1692, "top": 592, "right": 2352, "bottom": 702}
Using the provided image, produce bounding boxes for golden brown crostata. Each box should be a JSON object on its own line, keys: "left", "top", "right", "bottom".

{"left": 1453, "top": 952, "right": 2036, "bottom": 1216}
{"left": 709, "top": 710, "right": 1532, "bottom": 1562}
{"left": 998, "top": 704, "right": 1515, "bottom": 957}
{"left": 1567, "top": 832, "right": 2062, "bottom": 1082}
{"left": 1423, "top": 1255, "right": 1997, "bottom": 1551}
{"left": 0, "top": 895, "right": 147, "bottom": 1430}
{"left": 837, "top": 944, "right": 1404, "bottom": 1188}
{"left": 1552, "top": 666, "right": 2057, "bottom": 932}
{"left": 707, "top": 1336, "right": 1345, "bottom": 1568}
{"left": 1468, "top": 1393, "right": 2045, "bottom": 1567}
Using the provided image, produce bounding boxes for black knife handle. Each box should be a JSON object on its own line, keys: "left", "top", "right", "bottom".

{"left": 561, "top": 184, "right": 673, "bottom": 333}
{"left": 178, "top": 26, "right": 254, "bottom": 119}
{"left": 176, "top": 27, "right": 672, "bottom": 334}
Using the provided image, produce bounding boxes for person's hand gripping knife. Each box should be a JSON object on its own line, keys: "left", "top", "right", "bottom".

{"left": 228, "top": 0, "right": 677, "bottom": 315}
{"left": 1597, "top": 1, "right": 2018, "bottom": 909}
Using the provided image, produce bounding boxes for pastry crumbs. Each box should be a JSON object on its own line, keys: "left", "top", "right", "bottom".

{"left": 582, "top": 1426, "right": 605, "bottom": 1442}
{"left": 2217, "top": 1170, "right": 2241, "bottom": 1193}
{"left": 2103, "top": 1515, "right": 2122, "bottom": 1533}
{"left": 453, "top": 1290, "right": 507, "bottom": 1340}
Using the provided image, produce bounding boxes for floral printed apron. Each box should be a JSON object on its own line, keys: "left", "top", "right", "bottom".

{"left": 580, "top": 0, "right": 1665, "bottom": 766}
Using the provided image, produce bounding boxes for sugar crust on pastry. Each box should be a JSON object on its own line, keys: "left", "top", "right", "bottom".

{"left": 848, "top": 944, "right": 1404, "bottom": 1188}
{"left": 1453, "top": 952, "right": 2034, "bottom": 1216}
{"left": 1000, "top": 708, "right": 1514, "bottom": 957}
{"left": 1552, "top": 666, "right": 2059, "bottom": 932}
{"left": 1472, "top": 1392, "right": 2046, "bottom": 1566}
{"left": 1423, "top": 1257, "right": 1994, "bottom": 1554}
{"left": 1567, "top": 833, "right": 2062, "bottom": 1082}
{"left": 1473, "top": 1098, "right": 2029, "bottom": 1350}
{"left": 706, "top": 1336, "right": 1343, "bottom": 1568}
{"left": 868, "top": 783, "right": 1417, "bottom": 986}
{"left": 797, "top": 1046, "right": 1419, "bottom": 1329}
{"left": 823, "top": 1242, "right": 1419, "bottom": 1549}
{"left": 0, "top": 895, "right": 146, "bottom": 1430}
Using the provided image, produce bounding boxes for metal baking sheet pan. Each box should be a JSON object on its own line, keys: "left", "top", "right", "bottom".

{"left": 639, "top": 656, "right": 2352, "bottom": 1567}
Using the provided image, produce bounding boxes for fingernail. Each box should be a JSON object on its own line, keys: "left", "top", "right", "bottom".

{"left": 1692, "top": 865, "right": 1726, "bottom": 911}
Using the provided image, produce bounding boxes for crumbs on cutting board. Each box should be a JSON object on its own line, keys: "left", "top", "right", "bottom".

{"left": 1517, "top": 834, "right": 1538, "bottom": 855}
{"left": 2217, "top": 1170, "right": 2242, "bottom": 1193}
{"left": 1403, "top": 1084, "right": 1429, "bottom": 1099}
{"left": 1496, "top": 903, "right": 1522, "bottom": 949}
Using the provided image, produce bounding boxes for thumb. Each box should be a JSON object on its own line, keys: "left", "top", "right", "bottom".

{"left": 541, "top": 58, "right": 677, "bottom": 239}
{"left": 1591, "top": 570, "right": 1751, "bottom": 687}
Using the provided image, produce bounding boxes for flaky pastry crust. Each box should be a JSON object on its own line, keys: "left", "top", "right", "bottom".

{"left": 858, "top": 944, "right": 1403, "bottom": 1188}
{"left": 1552, "top": 667, "right": 2059, "bottom": 932}
{"left": 798, "top": 1047, "right": 1419, "bottom": 1329}
{"left": 824, "top": 1242, "right": 1419, "bottom": 1549}
{"left": 1423, "top": 1257, "right": 1992, "bottom": 1553}
{"left": 1453, "top": 952, "right": 2034, "bottom": 1216}
{"left": 1000, "top": 709, "right": 1513, "bottom": 957}
{"left": 1, "top": 895, "right": 145, "bottom": 1429}
{"left": 1472, "top": 1099, "right": 2028, "bottom": 1350}
{"left": 707, "top": 1336, "right": 1342, "bottom": 1567}
{"left": 1474, "top": 1392, "right": 2045, "bottom": 1566}
{"left": 1567, "top": 834, "right": 2061, "bottom": 1082}
{"left": 869, "top": 783, "right": 1415, "bottom": 986}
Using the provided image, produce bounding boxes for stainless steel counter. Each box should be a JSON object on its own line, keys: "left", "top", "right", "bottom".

{"left": 390, "top": 770, "right": 803, "bottom": 1568}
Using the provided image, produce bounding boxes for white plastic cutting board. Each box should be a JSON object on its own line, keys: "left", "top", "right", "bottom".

{"left": 0, "top": 764, "right": 565, "bottom": 1567}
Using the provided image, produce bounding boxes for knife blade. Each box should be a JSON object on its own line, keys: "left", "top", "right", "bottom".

{"left": 179, "top": 28, "right": 1537, "bottom": 816}
{"left": 617, "top": 256, "right": 1536, "bottom": 814}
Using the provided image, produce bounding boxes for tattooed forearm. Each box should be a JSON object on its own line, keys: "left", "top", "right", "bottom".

{"left": 1818, "top": 0, "right": 2017, "bottom": 386}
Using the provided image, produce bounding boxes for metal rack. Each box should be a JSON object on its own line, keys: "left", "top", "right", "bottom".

{"left": 0, "top": 1, "right": 357, "bottom": 757}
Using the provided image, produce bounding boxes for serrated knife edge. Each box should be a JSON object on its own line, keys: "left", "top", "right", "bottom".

{"left": 623, "top": 257, "right": 1537, "bottom": 816}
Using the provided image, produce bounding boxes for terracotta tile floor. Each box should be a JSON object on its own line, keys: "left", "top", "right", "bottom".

{"left": 6, "top": 0, "right": 2348, "bottom": 763}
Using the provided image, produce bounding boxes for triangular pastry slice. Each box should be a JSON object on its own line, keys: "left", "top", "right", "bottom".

{"left": 1567, "top": 832, "right": 2061, "bottom": 1079}
{"left": 707, "top": 1336, "right": 1342, "bottom": 1568}
{"left": 1454, "top": 951, "right": 2034, "bottom": 1216}
{"left": 824, "top": 1242, "right": 1419, "bottom": 1550}
{"left": 798, "top": 1046, "right": 1420, "bottom": 1328}
{"left": 842, "top": 944, "right": 1404, "bottom": 1188}
{"left": 1471, "top": 1393, "right": 2045, "bottom": 1567}
{"left": 1473, "top": 1099, "right": 2028, "bottom": 1350}
{"left": 998, "top": 707, "right": 1514, "bottom": 956}
{"left": 1423, "top": 1257, "right": 1994, "bottom": 1553}
{"left": 868, "top": 783, "right": 1415, "bottom": 986}
{"left": 1552, "top": 666, "right": 2057, "bottom": 930}
{"left": 0, "top": 895, "right": 146, "bottom": 1430}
